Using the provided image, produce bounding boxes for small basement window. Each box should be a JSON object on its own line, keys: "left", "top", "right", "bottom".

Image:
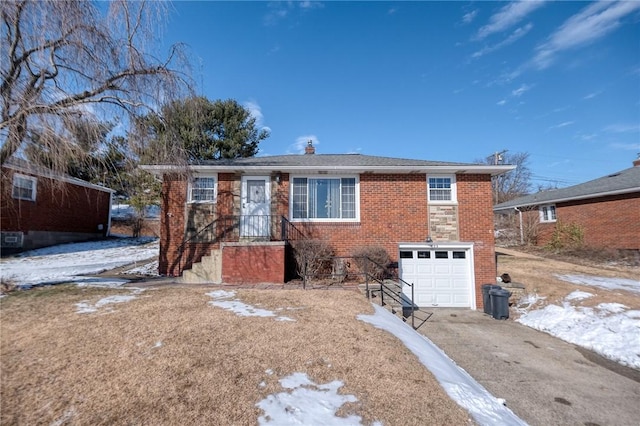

{"left": 12, "top": 174, "right": 37, "bottom": 201}
{"left": 540, "top": 204, "right": 556, "bottom": 223}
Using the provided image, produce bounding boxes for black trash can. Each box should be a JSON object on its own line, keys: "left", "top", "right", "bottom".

{"left": 482, "top": 284, "right": 502, "bottom": 315}
{"left": 489, "top": 288, "right": 511, "bottom": 320}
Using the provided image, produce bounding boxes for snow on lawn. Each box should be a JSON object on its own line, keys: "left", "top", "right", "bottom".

{"left": 75, "top": 287, "right": 146, "bottom": 314}
{"left": 516, "top": 290, "right": 640, "bottom": 370}
{"left": 358, "top": 305, "right": 526, "bottom": 426}
{"left": 111, "top": 204, "right": 160, "bottom": 220}
{"left": 0, "top": 237, "right": 158, "bottom": 289}
{"left": 206, "top": 290, "right": 295, "bottom": 321}
{"left": 555, "top": 274, "right": 640, "bottom": 295}
{"left": 257, "top": 372, "right": 381, "bottom": 426}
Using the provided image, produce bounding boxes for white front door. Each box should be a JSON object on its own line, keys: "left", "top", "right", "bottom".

{"left": 241, "top": 176, "right": 271, "bottom": 238}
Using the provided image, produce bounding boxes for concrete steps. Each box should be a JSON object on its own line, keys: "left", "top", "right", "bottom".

{"left": 181, "top": 249, "right": 222, "bottom": 284}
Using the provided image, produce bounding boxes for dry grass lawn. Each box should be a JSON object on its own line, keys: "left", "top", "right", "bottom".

{"left": 497, "top": 247, "right": 640, "bottom": 311}
{"left": 1, "top": 285, "right": 471, "bottom": 425}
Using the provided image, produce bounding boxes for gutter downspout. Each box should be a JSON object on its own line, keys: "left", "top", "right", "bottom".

{"left": 514, "top": 207, "right": 524, "bottom": 245}
{"left": 107, "top": 191, "right": 113, "bottom": 237}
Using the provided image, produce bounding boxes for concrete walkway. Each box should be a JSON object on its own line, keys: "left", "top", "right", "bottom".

{"left": 417, "top": 309, "right": 640, "bottom": 426}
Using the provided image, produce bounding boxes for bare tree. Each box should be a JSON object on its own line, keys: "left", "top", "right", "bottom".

{"left": 1, "top": 0, "right": 191, "bottom": 173}
{"left": 477, "top": 151, "right": 532, "bottom": 204}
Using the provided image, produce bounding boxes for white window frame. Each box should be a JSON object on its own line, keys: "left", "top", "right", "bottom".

{"left": 427, "top": 174, "right": 457, "bottom": 204}
{"left": 289, "top": 175, "right": 360, "bottom": 222}
{"left": 12, "top": 173, "right": 37, "bottom": 201}
{"left": 539, "top": 204, "right": 557, "bottom": 223}
{"left": 188, "top": 174, "right": 217, "bottom": 204}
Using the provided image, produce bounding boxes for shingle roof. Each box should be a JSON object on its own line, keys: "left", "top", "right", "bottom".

{"left": 494, "top": 166, "right": 640, "bottom": 211}
{"left": 2, "top": 156, "right": 114, "bottom": 193}
{"left": 192, "top": 154, "right": 468, "bottom": 167}
{"left": 142, "top": 153, "right": 515, "bottom": 176}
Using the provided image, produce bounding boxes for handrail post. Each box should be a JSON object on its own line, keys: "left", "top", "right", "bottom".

{"left": 364, "top": 257, "right": 369, "bottom": 298}
{"left": 411, "top": 282, "right": 415, "bottom": 329}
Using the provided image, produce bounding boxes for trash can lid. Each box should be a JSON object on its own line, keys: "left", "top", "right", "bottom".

{"left": 489, "top": 289, "right": 511, "bottom": 296}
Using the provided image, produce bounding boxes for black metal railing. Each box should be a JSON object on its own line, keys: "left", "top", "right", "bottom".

{"left": 280, "top": 216, "right": 306, "bottom": 242}
{"left": 177, "top": 215, "right": 309, "bottom": 274}
{"left": 297, "top": 255, "right": 431, "bottom": 330}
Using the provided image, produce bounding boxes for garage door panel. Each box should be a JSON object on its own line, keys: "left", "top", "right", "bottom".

{"left": 400, "top": 247, "right": 472, "bottom": 308}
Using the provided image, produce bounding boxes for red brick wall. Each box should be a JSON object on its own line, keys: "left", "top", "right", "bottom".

{"left": 159, "top": 172, "right": 498, "bottom": 305}
{"left": 296, "top": 174, "right": 429, "bottom": 258}
{"left": 221, "top": 244, "right": 285, "bottom": 284}
{"left": 159, "top": 174, "right": 188, "bottom": 276}
{"left": 1, "top": 167, "right": 111, "bottom": 236}
{"left": 457, "top": 174, "right": 497, "bottom": 309}
{"left": 537, "top": 193, "right": 640, "bottom": 250}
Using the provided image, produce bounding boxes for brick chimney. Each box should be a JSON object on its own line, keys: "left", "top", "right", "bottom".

{"left": 634, "top": 153, "right": 640, "bottom": 167}
{"left": 305, "top": 140, "right": 315, "bottom": 155}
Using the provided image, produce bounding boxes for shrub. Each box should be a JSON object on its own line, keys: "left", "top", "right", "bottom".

{"left": 291, "top": 239, "right": 334, "bottom": 279}
{"left": 546, "top": 221, "right": 584, "bottom": 250}
{"left": 352, "top": 246, "right": 391, "bottom": 280}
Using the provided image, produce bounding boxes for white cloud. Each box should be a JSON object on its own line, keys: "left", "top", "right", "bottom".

{"left": 610, "top": 142, "right": 640, "bottom": 151}
{"left": 243, "top": 100, "right": 271, "bottom": 134}
{"left": 299, "top": 1, "right": 324, "bottom": 10}
{"left": 289, "top": 135, "right": 320, "bottom": 154}
{"left": 548, "top": 121, "right": 575, "bottom": 130}
{"left": 604, "top": 123, "right": 640, "bottom": 133}
{"left": 582, "top": 91, "right": 601, "bottom": 100}
{"left": 462, "top": 10, "right": 478, "bottom": 24}
{"left": 511, "top": 84, "right": 532, "bottom": 97}
{"left": 533, "top": 1, "right": 640, "bottom": 69}
{"left": 497, "top": 99, "right": 507, "bottom": 106}
{"left": 475, "top": 1, "right": 545, "bottom": 40}
{"left": 472, "top": 23, "right": 533, "bottom": 58}
{"left": 388, "top": 7, "right": 398, "bottom": 15}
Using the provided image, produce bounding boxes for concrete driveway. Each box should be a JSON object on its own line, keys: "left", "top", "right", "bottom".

{"left": 417, "top": 309, "right": 640, "bottom": 426}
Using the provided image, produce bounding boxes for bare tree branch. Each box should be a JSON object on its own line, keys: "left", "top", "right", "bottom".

{"left": 0, "top": 0, "right": 192, "bottom": 171}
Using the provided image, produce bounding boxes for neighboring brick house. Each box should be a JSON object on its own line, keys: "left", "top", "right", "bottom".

{"left": 494, "top": 158, "right": 640, "bottom": 250}
{"left": 142, "top": 143, "right": 514, "bottom": 310}
{"left": 1, "top": 158, "right": 113, "bottom": 253}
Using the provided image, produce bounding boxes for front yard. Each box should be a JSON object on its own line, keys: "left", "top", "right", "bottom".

{"left": 0, "top": 285, "right": 470, "bottom": 425}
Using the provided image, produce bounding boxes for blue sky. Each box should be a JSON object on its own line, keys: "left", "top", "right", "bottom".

{"left": 162, "top": 1, "right": 640, "bottom": 189}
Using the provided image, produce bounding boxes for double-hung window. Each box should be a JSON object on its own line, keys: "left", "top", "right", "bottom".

{"left": 540, "top": 204, "right": 556, "bottom": 222}
{"left": 189, "top": 176, "right": 216, "bottom": 203}
{"left": 291, "top": 176, "right": 358, "bottom": 221}
{"left": 428, "top": 175, "right": 456, "bottom": 203}
{"left": 12, "top": 174, "right": 37, "bottom": 201}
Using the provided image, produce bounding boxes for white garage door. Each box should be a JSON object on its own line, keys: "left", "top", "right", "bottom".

{"left": 399, "top": 246, "right": 472, "bottom": 308}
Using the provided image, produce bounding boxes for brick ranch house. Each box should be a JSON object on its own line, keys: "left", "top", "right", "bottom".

{"left": 142, "top": 143, "right": 514, "bottom": 310}
{"left": 494, "top": 157, "right": 640, "bottom": 250}
{"left": 1, "top": 157, "right": 113, "bottom": 253}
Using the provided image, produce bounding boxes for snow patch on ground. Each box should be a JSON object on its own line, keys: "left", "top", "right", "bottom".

{"left": 358, "top": 304, "right": 526, "bottom": 426}
{"left": 565, "top": 290, "right": 594, "bottom": 301}
{"left": 517, "top": 293, "right": 640, "bottom": 370}
{"left": 111, "top": 204, "right": 160, "bottom": 220}
{"left": 555, "top": 274, "right": 640, "bottom": 294}
{"left": 0, "top": 237, "right": 158, "bottom": 288}
{"left": 256, "top": 372, "right": 380, "bottom": 425}
{"left": 76, "top": 294, "right": 138, "bottom": 314}
{"left": 121, "top": 260, "right": 160, "bottom": 276}
{"left": 206, "top": 290, "right": 295, "bottom": 321}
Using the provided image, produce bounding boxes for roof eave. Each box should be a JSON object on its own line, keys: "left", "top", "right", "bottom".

{"left": 140, "top": 164, "right": 515, "bottom": 176}
{"left": 493, "top": 187, "right": 640, "bottom": 211}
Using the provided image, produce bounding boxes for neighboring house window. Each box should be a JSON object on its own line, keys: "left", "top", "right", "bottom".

{"left": 12, "top": 174, "right": 37, "bottom": 201}
{"left": 291, "top": 177, "right": 358, "bottom": 221}
{"left": 189, "top": 176, "right": 216, "bottom": 203}
{"left": 428, "top": 175, "right": 456, "bottom": 202}
{"left": 540, "top": 204, "right": 556, "bottom": 222}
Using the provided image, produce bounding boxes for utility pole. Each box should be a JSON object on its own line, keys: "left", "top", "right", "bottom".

{"left": 486, "top": 150, "right": 508, "bottom": 203}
